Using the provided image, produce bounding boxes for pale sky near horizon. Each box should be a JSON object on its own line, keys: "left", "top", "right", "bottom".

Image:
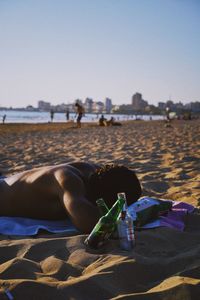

{"left": 0, "top": 0, "right": 199, "bottom": 108}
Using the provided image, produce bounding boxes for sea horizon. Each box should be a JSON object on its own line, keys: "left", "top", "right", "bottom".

{"left": 0, "top": 109, "right": 165, "bottom": 124}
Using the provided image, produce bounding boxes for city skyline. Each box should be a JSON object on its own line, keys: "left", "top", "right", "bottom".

{"left": 2, "top": 93, "right": 199, "bottom": 115}
{"left": 0, "top": 0, "right": 200, "bottom": 108}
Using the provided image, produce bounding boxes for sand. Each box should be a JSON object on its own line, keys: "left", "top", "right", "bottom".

{"left": 0, "top": 119, "right": 200, "bottom": 299}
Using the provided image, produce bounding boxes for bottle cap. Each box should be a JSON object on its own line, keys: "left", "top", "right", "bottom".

{"left": 96, "top": 198, "right": 104, "bottom": 205}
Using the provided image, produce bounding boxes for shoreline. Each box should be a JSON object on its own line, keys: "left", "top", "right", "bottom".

{"left": 0, "top": 118, "right": 196, "bottom": 127}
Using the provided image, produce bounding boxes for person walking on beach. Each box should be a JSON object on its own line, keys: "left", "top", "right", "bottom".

{"left": 75, "top": 102, "right": 85, "bottom": 128}
{"left": 0, "top": 162, "right": 141, "bottom": 233}
{"left": 166, "top": 107, "right": 171, "bottom": 122}
{"left": 66, "top": 109, "right": 70, "bottom": 121}
{"left": 50, "top": 109, "right": 54, "bottom": 123}
{"left": 2, "top": 114, "right": 6, "bottom": 124}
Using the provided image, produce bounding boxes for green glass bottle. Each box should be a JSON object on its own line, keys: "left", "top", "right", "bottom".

{"left": 85, "top": 196, "right": 125, "bottom": 249}
{"left": 96, "top": 198, "right": 109, "bottom": 216}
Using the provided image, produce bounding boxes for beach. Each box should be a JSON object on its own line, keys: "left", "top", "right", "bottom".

{"left": 0, "top": 119, "right": 200, "bottom": 299}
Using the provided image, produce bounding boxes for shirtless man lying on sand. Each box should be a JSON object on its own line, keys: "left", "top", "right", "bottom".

{"left": 0, "top": 162, "right": 142, "bottom": 233}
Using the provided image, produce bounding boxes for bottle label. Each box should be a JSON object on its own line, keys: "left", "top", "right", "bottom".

{"left": 86, "top": 221, "right": 115, "bottom": 248}
{"left": 127, "top": 226, "right": 134, "bottom": 242}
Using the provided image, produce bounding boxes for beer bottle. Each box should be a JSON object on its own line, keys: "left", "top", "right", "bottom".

{"left": 117, "top": 193, "right": 135, "bottom": 251}
{"left": 85, "top": 196, "right": 125, "bottom": 249}
{"left": 96, "top": 198, "right": 109, "bottom": 216}
{"left": 96, "top": 198, "right": 119, "bottom": 239}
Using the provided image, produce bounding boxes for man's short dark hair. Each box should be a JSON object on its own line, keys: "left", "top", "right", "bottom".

{"left": 87, "top": 164, "right": 142, "bottom": 207}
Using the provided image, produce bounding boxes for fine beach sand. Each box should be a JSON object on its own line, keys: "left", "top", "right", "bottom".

{"left": 0, "top": 119, "right": 200, "bottom": 299}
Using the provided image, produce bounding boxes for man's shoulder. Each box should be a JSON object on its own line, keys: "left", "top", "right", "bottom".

{"left": 68, "top": 162, "right": 100, "bottom": 173}
{"left": 52, "top": 164, "right": 86, "bottom": 192}
{"left": 53, "top": 162, "right": 100, "bottom": 183}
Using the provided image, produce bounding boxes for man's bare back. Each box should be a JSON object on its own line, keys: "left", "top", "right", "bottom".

{"left": 0, "top": 162, "right": 100, "bottom": 233}
{"left": 0, "top": 162, "right": 142, "bottom": 233}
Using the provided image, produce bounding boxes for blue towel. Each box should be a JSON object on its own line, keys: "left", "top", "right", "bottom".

{"left": 0, "top": 217, "right": 79, "bottom": 236}
{"left": 0, "top": 197, "right": 195, "bottom": 236}
{"left": 0, "top": 175, "right": 6, "bottom": 182}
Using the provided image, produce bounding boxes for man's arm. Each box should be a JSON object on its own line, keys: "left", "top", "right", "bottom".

{"left": 55, "top": 169, "right": 100, "bottom": 233}
{"left": 63, "top": 192, "right": 100, "bottom": 233}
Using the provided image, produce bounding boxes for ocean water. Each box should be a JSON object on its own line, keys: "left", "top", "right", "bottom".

{"left": 0, "top": 110, "right": 165, "bottom": 124}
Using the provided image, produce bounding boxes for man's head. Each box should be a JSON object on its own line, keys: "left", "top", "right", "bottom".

{"left": 87, "top": 164, "right": 142, "bottom": 207}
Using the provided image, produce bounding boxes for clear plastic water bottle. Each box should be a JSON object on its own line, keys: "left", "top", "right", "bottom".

{"left": 117, "top": 193, "right": 135, "bottom": 251}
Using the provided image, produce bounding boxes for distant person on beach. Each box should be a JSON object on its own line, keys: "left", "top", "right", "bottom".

{"left": 166, "top": 107, "right": 171, "bottom": 122}
{"left": 0, "top": 162, "right": 142, "bottom": 233}
{"left": 106, "top": 117, "right": 122, "bottom": 126}
{"left": 75, "top": 102, "right": 85, "bottom": 128}
{"left": 165, "top": 107, "right": 173, "bottom": 128}
{"left": 50, "top": 109, "right": 54, "bottom": 123}
{"left": 99, "top": 114, "right": 107, "bottom": 126}
{"left": 66, "top": 109, "right": 70, "bottom": 121}
{"left": 2, "top": 114, "right": 6, "bottom": 124}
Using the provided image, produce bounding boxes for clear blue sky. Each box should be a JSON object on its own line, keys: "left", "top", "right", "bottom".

{"left": 0, "top": 0, "right": 199, "bottom": 107}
